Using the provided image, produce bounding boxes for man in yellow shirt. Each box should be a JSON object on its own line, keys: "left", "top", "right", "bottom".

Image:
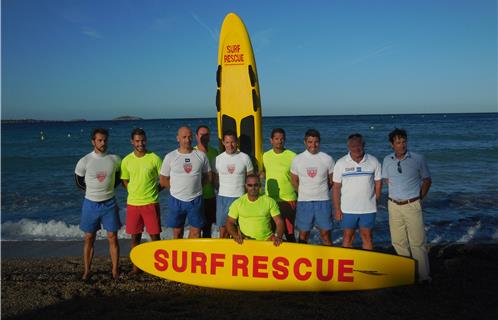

{"left": 226, "top": 174, "right": 284, "bottom": 246}
{"left": 121, "top": 128, "right": 163, "bottom": 274}
{"left": 261, "top": 128, "right": 297, "bottom": 242}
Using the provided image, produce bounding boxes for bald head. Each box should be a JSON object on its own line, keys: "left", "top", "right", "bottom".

{"left": 177, "top": 126, "right": 193, "bottom": 152}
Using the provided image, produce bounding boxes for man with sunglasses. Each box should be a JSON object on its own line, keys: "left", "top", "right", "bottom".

{"left": 226, "top": 174, "right": 284, "bottom": 246}
{"left": 382, "top": 128, "right": 432, "bottom": 284}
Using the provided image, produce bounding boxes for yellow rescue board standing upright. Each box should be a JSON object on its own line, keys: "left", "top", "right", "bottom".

{"left": 216, "top": 13, "right": 263, "bottom": 171}
{"left": 131, "top": 239, "right": 416, "bottom": 292}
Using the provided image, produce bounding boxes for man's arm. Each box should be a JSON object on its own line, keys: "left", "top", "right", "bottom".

{"left": 272, "top": 215, "right": 284, "bottom": 247}
{"left": 114, "top": 172, "right": 121, "bottom": 188}
{"left": 121, "top": 179, "right": 129, "bottom": 189}
{"left": 374, "top": 180, "right": 382, "bottom": 201}
{"left": 328, "top": 173, "right": 334, "bottom": 190}
{"left": 75, "top": 174, "right": 86, "bottom": 190}
{"left": 201, "top": 171, "right": 211, "bottom": 187}
{"left": 332, "top": 182, "right": 342, "bottom": 221}
{"left": 226, "top": 216, "right": 243, "bottom": 244}
{"left": 291, "top": 173, "right": 299, "bottom": 192}
{"left": 159, "top": 175, "right": 171, "bottom": 189}
{"left": 420, "top": 177, "right": 432, "bottom": 200}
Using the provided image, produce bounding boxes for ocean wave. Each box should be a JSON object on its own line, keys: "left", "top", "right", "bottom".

{"left": 1, "top": 218, "right": 497, "bottom": 245}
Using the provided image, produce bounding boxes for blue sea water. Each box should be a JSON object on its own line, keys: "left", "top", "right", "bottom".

{"left": 2, "top": 113, "right": 498, "bottom": 246}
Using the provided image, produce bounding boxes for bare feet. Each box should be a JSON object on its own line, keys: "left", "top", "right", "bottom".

{"left": 81, "top": 272, "right": 91, "bottom": 281}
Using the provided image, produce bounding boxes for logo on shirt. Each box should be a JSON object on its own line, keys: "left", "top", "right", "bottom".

{"left": 184, "top": 159, "right": 192, "bottom": 173}
{"left": 345, "top": 167, "right": 355, "bottom": 172}
{"left": 227, "top": 164, "right": 235, "bottom": 174}
{"left": 306, "top": 167, "right": 318, "bottom": 178}
{"left": 356, "top": 167, "right": 362, "bottom": 172}
{"left": 96, "top": 171, "right": 107, "bottom": 182}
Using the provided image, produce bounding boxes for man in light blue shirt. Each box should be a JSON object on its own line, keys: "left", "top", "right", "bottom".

{"left": 382, "top": 128, "right": 432, "bottom": 283}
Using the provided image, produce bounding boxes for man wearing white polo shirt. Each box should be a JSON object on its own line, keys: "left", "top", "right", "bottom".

{"left": 382, "top": 128, "right": 432, "bottom": 283}
{"left": 160, "top": 126, "right": 211, "bottom": 239}
{"left": 333, "top": 133, "right": 381, "bottom": 250}
{"left": 214, "top": 130, "right": 254, "bottom": 238}
{"left": 291, "top": 129, "right": 335, "bottom": 245}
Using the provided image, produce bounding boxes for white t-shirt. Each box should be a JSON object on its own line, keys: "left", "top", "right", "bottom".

{"left": 160, "top": 149, "right": 210, "bottom": 201}
{"left": 215, "top": 151, "right": 254, "bottom": 197}
{"left": 291, "top": 150, "right": 335, "bottom": 201}
{"left": 75, "top": 152, "right": 121, "bottom": 202}
{"left": 333, "top": 153, "right": 381, "bottom": 214}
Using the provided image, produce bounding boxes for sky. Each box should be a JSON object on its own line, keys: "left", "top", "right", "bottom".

{"left": 1, "top": 0, "right": 497, "bottom": 120}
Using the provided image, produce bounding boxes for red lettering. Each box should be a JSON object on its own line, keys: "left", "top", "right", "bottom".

{"left": 316, "top": 259, "right": 334, "bottom": 281}
{"left": 226, "top": 44, "right": 240, "bottom": 53}
{"left": 232, "top": 254, "right": 249, "bottom": 277}
{"left": 210, "top": 253, "right": 225, "bottom": 275}
{"left": 191, "top": 251, "right": 207, "bottom": 274}
{"left": 338, "top": 259, "right": 354, "bottom": 282}
{"left": 293, "top": 258, "right": 312, "bottom": 281}
{"left": 172, "top": 250, "right": 187, "bottom": 272}
{"left": 253, "top": 256, "right": 269, "bottom": 278}
{"left": 272, "top": 257, "right": 289, "bottom": 280}
{"left": 154, "top": 249, "right": 169, "bottom": 271}
{"left": 223, "top": 54, "right": 244, "bottom": 64}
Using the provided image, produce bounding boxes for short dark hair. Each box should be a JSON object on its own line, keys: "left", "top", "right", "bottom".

{"left": 91, "top": 128, "right": 108, "bottom": 140}
{"left": 131, "top": 128, "right": 146, "bottom": 139}
{"left": 245, "top": 173, "right": 260, "bottom": 183}
{"left": 196, "top": 125, "right": 209, "bottom": 134}
{"left": 222, "top": 130, "right": 237, "bottom": 141}
{"left": 271, "top": 128, "right": 286, "bottom": 139}
{"left": 388, "top": 128, "right": 407, "bottom": 143}
{"left": 348, "top": 133, "right": 364, "bottom": 146}
{"left": 304, "top": 128, "right": 320, "bottom": 141}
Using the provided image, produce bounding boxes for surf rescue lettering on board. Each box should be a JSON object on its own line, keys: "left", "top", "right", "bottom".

{"left": 224, "top": 44, "right": 244, "bottom": 64}
{"left": 153, "top": 249, "right": 354, "bottom": 282}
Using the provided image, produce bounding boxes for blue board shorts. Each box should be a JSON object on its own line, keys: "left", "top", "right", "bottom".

{"left": 341, "top": 213, "right": 376, "bottom": 229}
{"left": 80, "top": 197, "right": 121, "bottom": 233}
{"left": 216, "top": 195, "right": 238, "bottom": 227}
{"left": 296, "top": 200, "right": 333, "bottom": 232}
{"left": 167, "top": 195, "right": 204, "bottom": 228}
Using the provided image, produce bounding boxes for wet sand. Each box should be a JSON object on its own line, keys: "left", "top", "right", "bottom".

{"left": 2, "top": 242, "right": 498, "bottom": 320}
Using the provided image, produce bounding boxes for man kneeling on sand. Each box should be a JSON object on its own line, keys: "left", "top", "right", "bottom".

{"left": 225, "top": 174, "right": 284, "bottom": 246}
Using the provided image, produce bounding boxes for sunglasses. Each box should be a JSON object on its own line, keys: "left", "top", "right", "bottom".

{"left": 246, "top": 183, "right": 260, "bottom": 187}
{"left": 397, "top": 161, "right": 402, "bottom": 174}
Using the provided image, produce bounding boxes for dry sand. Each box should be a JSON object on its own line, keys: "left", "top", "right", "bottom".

{"left": 2, "top": 243, "right": 498, "bottom": 320}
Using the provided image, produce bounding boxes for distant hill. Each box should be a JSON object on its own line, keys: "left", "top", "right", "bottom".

{"left": 112, "top": 116, "right": 143, "bottom": 121}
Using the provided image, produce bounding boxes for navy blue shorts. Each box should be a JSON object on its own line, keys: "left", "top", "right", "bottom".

{"left": 167, "top": 195, "right": 205, "bottom": 229}
{"left": 80, "top": 197, "right": 121, "bottom": 233}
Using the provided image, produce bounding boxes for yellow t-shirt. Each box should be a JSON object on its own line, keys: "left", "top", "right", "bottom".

{"left": 228, "top": 194, "right": 280, "bottom": 240}
{"left": 121, "top": 151, "right": 162, "bottom": 205}
{"left": 262, "top": 149, "right": 297, "bottom": 202}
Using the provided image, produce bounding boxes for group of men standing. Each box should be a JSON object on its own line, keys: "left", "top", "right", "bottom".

{"left": 75, "top": 125, "right": 432, "bottom": 283}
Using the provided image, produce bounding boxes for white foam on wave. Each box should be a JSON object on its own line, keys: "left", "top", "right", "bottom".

{"left": 457, "top": 221, "right": 482, "bottom": 243}
{"left": 0, "top": 219, "right": 201, "bottom": 241}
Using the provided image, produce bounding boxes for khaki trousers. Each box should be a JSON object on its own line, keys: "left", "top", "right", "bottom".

{"left": 388, "top": 200, "right": 431, "bottom": 281}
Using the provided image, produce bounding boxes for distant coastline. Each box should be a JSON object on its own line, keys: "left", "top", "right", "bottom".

{"left": 2, "top": 112, "right": 496, "bottom": 124}
{"left": 2, "top": 115, "right": 143, "bottom": 124}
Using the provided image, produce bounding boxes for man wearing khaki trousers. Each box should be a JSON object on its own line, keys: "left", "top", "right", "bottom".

{"left": 382, "top": 128, "right": 432, "bottom": 283}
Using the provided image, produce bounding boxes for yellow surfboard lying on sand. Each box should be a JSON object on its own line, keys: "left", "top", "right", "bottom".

{"left": 130, "top": 239, "right": 415, "bottom": 291}
{"left": 216, "top": 13, "right": 263, "bottom": 171}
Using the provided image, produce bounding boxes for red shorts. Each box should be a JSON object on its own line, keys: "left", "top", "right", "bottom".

{"left": 126, "top": 203, "right": 161, "bottom": 235}
{"left": 278, "top": 201, "right": 297, "bottom": 234}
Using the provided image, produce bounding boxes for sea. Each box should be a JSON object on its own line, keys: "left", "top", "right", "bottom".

{"left": 1, "top": 113, "right": 498, "bottom": 246}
